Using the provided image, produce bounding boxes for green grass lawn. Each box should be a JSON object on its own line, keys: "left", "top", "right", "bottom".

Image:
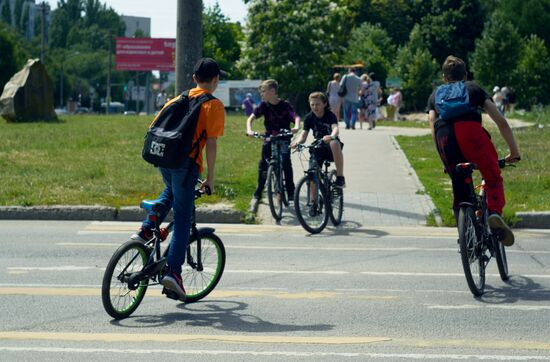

{"left": 397, "top": 114, "right": 550, "bottom": 226}
{"left": 0, "top": 112, "right": 258, "bottom": 213}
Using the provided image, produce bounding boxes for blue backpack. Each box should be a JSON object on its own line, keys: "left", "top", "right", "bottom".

{"left": 435, "top": 81, "right": 475, "bottom": 121}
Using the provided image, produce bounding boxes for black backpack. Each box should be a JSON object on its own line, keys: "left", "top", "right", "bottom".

{"left": 142, "top": 91, "right": 215, "bottom": 169}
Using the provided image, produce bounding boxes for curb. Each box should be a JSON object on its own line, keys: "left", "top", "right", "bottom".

{"left": 390, "top": 135, "right": 443, "bottom": 226}
{"left": 515, "top": 212, "right": 550, "bottom": 229}
{"left": 0, "top": 204, "right": 243, "bottom": 224}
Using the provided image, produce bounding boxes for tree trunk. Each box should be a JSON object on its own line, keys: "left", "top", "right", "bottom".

{"left": 176, "top": 0, "right": 203, "bottom": 95}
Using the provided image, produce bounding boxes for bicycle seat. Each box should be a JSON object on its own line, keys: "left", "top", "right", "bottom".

{"left": 455, "top": 162, "right": 477, "bottom": 174}
{"left": 140, "top": 199, "right": 169, "bottom": 214}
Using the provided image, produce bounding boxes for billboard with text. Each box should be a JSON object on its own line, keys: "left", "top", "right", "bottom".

{"left": 116, "top": 37, "right": 175, "bottom": 72}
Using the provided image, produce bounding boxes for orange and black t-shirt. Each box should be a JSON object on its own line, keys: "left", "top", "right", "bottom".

{"left": 188, "top": 87, "right": 225, "bottom": 173}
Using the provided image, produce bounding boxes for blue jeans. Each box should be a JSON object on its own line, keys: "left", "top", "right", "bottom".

{"left": 141, "top": 158, "right": 199, "bottom": 275}
{"left": 343, "top": 100, "right": 358, "bottom": 128}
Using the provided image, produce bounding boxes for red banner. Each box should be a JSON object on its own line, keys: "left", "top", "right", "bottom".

{"left": 115, "top": 37, "right": 176, "bottom": 72}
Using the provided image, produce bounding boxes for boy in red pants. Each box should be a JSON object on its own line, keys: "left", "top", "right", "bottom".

{"left": 427, "top": 55, "right": 521, "bottom": 246}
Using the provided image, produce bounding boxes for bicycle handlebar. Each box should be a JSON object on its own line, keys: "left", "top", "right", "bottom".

{"left": 456, "top": 157, "right": 520, "bottom": 174}
{"left": 247, "top": 129, "right": 294, "bottom": 140}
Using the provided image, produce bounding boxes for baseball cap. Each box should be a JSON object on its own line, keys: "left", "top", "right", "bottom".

{"left": 193, "top": 57, "right": 227, "bottom": 80}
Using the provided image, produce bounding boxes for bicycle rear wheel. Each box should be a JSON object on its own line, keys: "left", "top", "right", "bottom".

{"left": 494, "top": 236, "right": 509, "bottom": 281}
{"left": 328, "top": 170, "right": 343, "bottom": 226}
{"left": 267, "top": 164, "right": 283, "bottom": 221}
{"left": 294, "top": 175, "right": 329, "bottom": 234}
{"left": 458, "top": 206, "right": 485, "bottom": 296}
{"left": 102, "top": 240, "right": 150, "bottom": 319}
{"left": 183, "top": 231, "right": 226, "bottom": 303}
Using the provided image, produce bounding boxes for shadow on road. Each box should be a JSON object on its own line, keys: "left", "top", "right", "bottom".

{"left": 479, "top": 275, "right": 550, "bottom": 304}
{"left": 117, "top": 300, "right": 334, "bottom": 333}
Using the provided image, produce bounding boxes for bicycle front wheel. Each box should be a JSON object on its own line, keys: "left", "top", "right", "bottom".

{"left": 494, "top": 237, "right": 509, "bottom": 281}
{"left": 102, "top": 240, "right": 150, "bottom": 319}
{"left": 267, "top": 164, "right": 283, "bottom": 221}
{"left": 183, "top": 231, "right": 226, "bottom": 303}
{"left": 458, "top": 206, "right": 485, "bottom": 296}
{"left": 328, "top": 170, "right": 344, "bottom": 226}
{"left": 294, "top": 175, "right": 329, "bottom": 234}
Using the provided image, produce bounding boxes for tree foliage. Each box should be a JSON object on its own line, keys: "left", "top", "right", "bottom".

{"left": 241, "top": 0, "right": 349, "bottom": 111}
{"left": 343, "top": 23, "right": 395, "bottom": 84}
{"left": 419, "top": 0, "right": 486, "bottom": 65}
{"left": 0, "top": 21, "right": 30, "bottom": 92}
{"left": 514, "top": 35, "right": 550, "bottom": 107}
{"left": 203, "top": 3, "right": 243, "bottom": 79}
{"left": 393, "top": 25, "right": 439, "bottom": 111}
{"left": 497, "top": 0, "right": 550, "bottom": 49}
{"left": 470, "top": 13, "right": 522, "bottom": 91}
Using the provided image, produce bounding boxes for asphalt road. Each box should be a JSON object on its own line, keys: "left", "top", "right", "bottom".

{"left": 1, "top": 220, "right": 550, "bottom": 361}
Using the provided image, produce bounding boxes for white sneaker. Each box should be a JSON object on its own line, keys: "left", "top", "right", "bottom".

{"left": 488, "top": 213, "right": 515, "bottom": 246}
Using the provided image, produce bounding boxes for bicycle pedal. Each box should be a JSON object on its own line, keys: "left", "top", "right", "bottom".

{"left": 162, "top": 287, "right": 180, "bottom": 301}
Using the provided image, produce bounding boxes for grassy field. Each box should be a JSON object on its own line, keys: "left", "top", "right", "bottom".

{"left": 0, "top": 112, "right": 258, "bottom": 213}
{"left": 397, "top": 110, "right": 550, "bottom": 226}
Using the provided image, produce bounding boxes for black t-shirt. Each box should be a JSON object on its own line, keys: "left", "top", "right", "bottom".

{"left": 253, "top": 100, "right": 297, "bottom": 134}
{"left": 303, "top": 111, "right": 337, "bottom": 139}
{"left": 427, "top": 81, "right": 491, "bottom": 123}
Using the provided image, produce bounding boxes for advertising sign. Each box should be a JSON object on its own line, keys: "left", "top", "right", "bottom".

{"left": 213, "top": 80, "right": 262, "bottom": 108}
{"left": 116, "top": 37, "right": 175, "bottom": 72}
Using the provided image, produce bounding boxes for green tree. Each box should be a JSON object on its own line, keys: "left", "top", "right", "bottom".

{"left": 0, "top": 21, "right": 30, "bottom": 92}
{"left": 470, "top": 13, "right": 522, "bottom": 90}
{"left": 419, "top": 0, "right": 485, "bottom": 65}
{"left": 393, "top": 25, "right": 439, "bottom": 111}
{"left": 498, "top": 0, "right": 550, "bottom": 49}
{"left": 349, "top": 0, "right": 430, "bottom": 45}
{"left": 514, "top": 35, "right": 550, "bottom": 108}
{"left": 242, "top": 0, "right": 350, "bottom": 111}
{"left": 1, "top": 0, "right": 11, "bottom": 25}
{"left": 343, "top": 23, "right": 395, "bottom": 85}
{"left": 203, "top": 2, "right": 243, "bottom": 78}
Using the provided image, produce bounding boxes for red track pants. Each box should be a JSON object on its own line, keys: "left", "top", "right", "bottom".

{"left": 435, "top": 121, "right": 504, "bottom": 214}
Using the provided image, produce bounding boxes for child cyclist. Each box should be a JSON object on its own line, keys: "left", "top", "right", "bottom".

{"left": 132, "top": 58, "right": 226, "bottom": 301}
{"left": 291, "top": 92, "right": 345, "bottom": 188}
{"left": 246, "top": 79, "right": 300, "bottom": 211}
{"left": 427, "top": 55, "right": 520, "bottom": 246}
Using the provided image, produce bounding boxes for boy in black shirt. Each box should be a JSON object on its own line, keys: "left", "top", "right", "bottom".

{"left": 291, "top": 92, "right": 345, "bottom": 188}
{"left": 427, "top": 55, "right": 520, "bottom": 246}
{"left": 246, "top": 79, "right": 300, "bottom": 211}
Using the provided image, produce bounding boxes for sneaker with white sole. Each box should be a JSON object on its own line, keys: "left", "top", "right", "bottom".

{"left": 488, "top": 213, "right": 515, "bottom": 246}
{"left": 130, "top": 227, "right": 153, "bottom": 243}
{"left": 161, "top": 271, "right": 186, "bottom": 302}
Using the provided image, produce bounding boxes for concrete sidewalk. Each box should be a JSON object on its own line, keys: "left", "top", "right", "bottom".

{"left": 257, "top": 124, "right": 438, "bottom": 228}
{"left": 257, "top": 119, "right": 549, "bottom": 229}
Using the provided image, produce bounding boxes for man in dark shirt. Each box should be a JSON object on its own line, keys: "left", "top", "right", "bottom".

{"left": 427, "top": 55, "right": 520, "bottom": 246}
{"left": 246, "top": 79, "right": 300, "bottom": 211}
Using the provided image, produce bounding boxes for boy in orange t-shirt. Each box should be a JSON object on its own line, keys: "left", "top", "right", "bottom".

{"left": 132, "top": 58, "right": 225, "bottom": 301}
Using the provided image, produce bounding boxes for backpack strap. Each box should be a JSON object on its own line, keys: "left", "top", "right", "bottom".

{"left": 187, "top": 91, "right": 217, "bottom": 161}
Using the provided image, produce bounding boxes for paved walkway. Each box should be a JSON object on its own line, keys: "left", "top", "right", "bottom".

{"left": 257, "top": 123, "right": 437, "bottom": 228}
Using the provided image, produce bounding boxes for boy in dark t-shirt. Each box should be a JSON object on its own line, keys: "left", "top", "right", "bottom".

{"left": 291, "top": 92, "right": 345, "bottom": 188}
{"left": 427, "top": 55, "right": 520, "bottom": 246}
{"left": 246, "top": 79, "right": 300, "bottom": 211}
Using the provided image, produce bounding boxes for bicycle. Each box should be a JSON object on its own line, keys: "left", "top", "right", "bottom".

{"left": 455, "top": 159, "right": 516, "bottom": 297}
{"left": 250, "top": 129, "right": 294, "bottom": 221}
{"left": 293, "top": 139, "right": 344, "bottom": 234}
{"left": 101, "top": 181, "right": 226, "bottom": 319}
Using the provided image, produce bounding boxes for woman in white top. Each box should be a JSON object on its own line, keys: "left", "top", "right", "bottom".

{"left": 326, "top": 73, "right": 343, "bottom": 122}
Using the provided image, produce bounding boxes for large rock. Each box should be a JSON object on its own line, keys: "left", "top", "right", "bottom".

{"left": 0, "top": 58, "right": 57, "bottom": 122}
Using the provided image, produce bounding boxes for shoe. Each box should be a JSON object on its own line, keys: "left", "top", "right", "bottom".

{"left": 161, "top": 271, "right": 186, "bottom": 301}
{"left": 488, "top": 213, "right": 515, "bottom": 246}
{"left": 249, "top": 197, "right": 260, "bottom": 213}
{"left": 130, "top": 227, "right": 153, "bottom": 242}
{"left": 308, "top": 203, "right": 318, "bottom": 217}
{"left": 335, "top": 176, "right": 346, "bottom": 189}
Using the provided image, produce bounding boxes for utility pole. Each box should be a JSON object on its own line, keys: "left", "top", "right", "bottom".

{"left": 176, "top": 0, "right": 202, "bottom": 94}
{"left": 106, "top": 32, "right": 112, "bottom": 114}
